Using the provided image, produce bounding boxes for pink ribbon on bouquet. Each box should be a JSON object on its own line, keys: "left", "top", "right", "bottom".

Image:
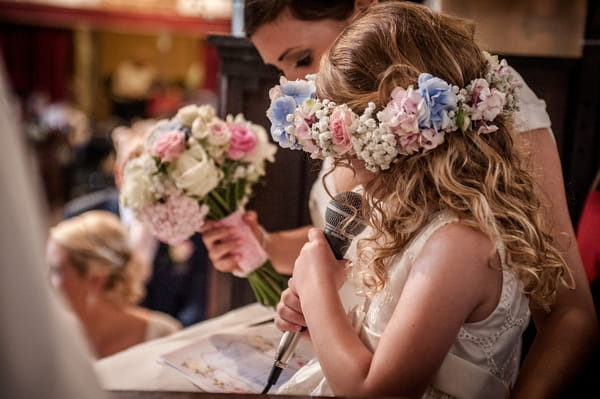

{"left": 219, "top": 210, "right": 269, "bottom": 276}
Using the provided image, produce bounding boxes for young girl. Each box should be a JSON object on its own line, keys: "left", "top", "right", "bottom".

{"left": 270, "top": 3, "right": 574, "bottom": 397}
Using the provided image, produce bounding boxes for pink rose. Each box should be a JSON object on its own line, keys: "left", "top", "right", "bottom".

{"left": 329, "top": 107, "right": 354, "bottom": 154}
{"left": 228, "top": 124, "right": 257, "bottom": 160}
{"left": 151, "top": 130, "right": 186, "bottom": 162}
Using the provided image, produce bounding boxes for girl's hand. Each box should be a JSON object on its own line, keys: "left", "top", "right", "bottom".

{"left": 198, "top": 210, "right": 267, "bottom": 274}
{"left": 292, "top": 228, "right": 348, "bottom": 296}
{"left": 274, "top": 278, "right": 306, "bottom": 332}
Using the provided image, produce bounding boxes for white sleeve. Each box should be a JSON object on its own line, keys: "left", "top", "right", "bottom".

{"left": 509, "top": 66, "right": 553, "bottom": 133}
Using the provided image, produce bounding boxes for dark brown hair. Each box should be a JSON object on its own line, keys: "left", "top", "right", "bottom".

{"left": 244, "top": 0, "right": 357, "bottom": 37}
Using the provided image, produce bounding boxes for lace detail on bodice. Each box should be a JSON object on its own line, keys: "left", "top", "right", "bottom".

{"left": 453, "top": 267, "right": 529, "bottom": 384}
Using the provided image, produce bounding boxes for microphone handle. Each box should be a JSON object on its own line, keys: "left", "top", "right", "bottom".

{"left": 262, "top": 327, "right": 306, "bottom": 394}
{"left": 274, "top": 329, "right": 305, "bottom": 368}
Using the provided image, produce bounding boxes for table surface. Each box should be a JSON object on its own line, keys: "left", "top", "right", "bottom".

{"left": 108, "top": 391, "right": 309, "bottom": 399}
{"left": 95, "top": 303, "right": 281, "bottom": 393}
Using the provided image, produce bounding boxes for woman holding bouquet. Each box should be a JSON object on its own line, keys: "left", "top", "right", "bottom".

{"left": 198, "top": 0, "right": 598, "bottom": 397}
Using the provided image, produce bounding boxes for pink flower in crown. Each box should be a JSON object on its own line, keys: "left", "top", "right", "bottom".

{"left": 329, "top": 106, "right": 354, "bottom": 154}
{"left": 228, "top": 123, "right": 258, "bottom": 160}
{"left": 292, "top": 103, "right": 321, "bottom": 156}
{"left": 150, "top": 129, "right": 186, "bottom": 162}
{"left": 292, "top": 104, "right": 314, "bottom": 141}
{"left": 397, "top": 133, "right": 421, "bottom": 155}
{"left": 420, "top": 128, "right": 445, "bottom": 151}
{"left": 470, "top": 78, "right": 506, "bottom": 121}
{"left": 477, "top": 122, "right": 499, "bottom": 135}
{"left": 379, "top": 87, "right": 426, "bottom": 136}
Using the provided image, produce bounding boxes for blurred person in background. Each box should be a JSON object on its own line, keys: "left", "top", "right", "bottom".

{"left": 46, "top": 210, "right": 182, "bottom": 359}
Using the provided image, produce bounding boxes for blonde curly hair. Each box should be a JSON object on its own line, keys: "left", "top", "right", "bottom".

{"left": 49, "top": 210, "right": 145, "bottom": 306}
{"left": 317, "top": 2, "right": 573, "bottom": 311}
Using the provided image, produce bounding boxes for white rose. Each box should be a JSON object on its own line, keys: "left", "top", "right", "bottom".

{"left": 170, "top": 141, "right": 223, "bottom": 199}
{"left": 197, "top": 105, "right": 216, "bottom": 122}
{"left": 207, "top": 120, "right": 231, "bottom": 147}
{"left": 241, "top": 123, "right": 277, "bottom": 175}
{"left": 173, "top": 104, "right": 200, "bottom": 126}
{"left": 191, "top": 116, "right": 209, "bottom": 140}
{"left": 119, "top": 153, "right": 157, "bottom": 210}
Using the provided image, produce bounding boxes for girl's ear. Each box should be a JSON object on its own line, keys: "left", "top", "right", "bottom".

{"left": 354, "top": 0, "right": 377, "bottom": 13}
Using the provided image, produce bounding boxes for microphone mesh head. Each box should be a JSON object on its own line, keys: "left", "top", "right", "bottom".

{"left": 325, "top": 191, "right": 366, "bottom": 237}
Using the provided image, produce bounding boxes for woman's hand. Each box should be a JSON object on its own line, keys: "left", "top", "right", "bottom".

{"left": 199, "top": 210, "right": 267, "bottom": 274}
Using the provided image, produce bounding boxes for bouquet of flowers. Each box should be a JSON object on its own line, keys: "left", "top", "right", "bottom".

{"left": 119, "top": 104, "right": 287, "bottom": 306}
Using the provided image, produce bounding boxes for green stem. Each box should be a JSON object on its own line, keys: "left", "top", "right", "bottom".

{"left": 246, "top": 261, "right": 289, "bottom": 307}
{"left": 205, "top": 195, "right": 224, "bottom": 220}
{"left": 234, "top": 179, "right": 246, "bottom": 207}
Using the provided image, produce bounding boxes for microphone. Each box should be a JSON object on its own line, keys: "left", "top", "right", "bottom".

{"left": 262, "top": 191, "right": 366, "bottom": 394}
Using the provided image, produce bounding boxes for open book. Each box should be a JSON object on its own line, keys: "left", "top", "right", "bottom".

{"left": 159, "top": 322, "right": 314, "bottom": 394}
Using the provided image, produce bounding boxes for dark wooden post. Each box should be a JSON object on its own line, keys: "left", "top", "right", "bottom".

{"left": 205, "top": 34, "right": 320, "bottom": 317}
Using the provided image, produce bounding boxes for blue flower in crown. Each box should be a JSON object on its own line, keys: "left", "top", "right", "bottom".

{"left": 267, "top": 77, "right": 316, "bottom": 149}
{"left": 268, "top": 96, "right": 298, "bottom": 149}
{"left": 417, "top": 74, "right": 458, "bottom": 132}
{"left": 280, "top": 79, "right": 316, "bottom": 104}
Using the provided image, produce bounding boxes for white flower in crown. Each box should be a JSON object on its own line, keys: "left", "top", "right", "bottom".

{"left": 266, "top": 53, "right": 519, "bottom": 171}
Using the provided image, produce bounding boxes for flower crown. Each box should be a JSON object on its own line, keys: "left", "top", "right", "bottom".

{"left": 267, "top": 52, "right": 520, "bottom": 171}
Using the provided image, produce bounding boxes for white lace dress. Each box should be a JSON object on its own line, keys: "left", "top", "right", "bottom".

{"left": 277, "top": 211, "right": 530, "bottom": 398}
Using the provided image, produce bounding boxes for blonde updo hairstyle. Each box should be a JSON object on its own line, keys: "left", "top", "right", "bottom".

{"left": 49, "top": 210, "right": 145, "bottom": 306}
{"left": 317, "top": 2, "right": 573, "bottom": 311}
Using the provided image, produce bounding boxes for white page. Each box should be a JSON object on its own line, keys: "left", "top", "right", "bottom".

{"left": 159, "top": 322, "right": 314, "bottom": 394}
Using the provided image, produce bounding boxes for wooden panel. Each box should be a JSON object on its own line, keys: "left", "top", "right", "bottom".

{"left": 441, "top": 0, "right": 587, "bottom": 58}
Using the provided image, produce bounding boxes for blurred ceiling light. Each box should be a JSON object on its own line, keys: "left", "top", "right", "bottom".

{"left": 176, "top": 0, "right": 232, "bottom": 19}
{"left": 26, "top": 0, "right": 102, "bottom": 6}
